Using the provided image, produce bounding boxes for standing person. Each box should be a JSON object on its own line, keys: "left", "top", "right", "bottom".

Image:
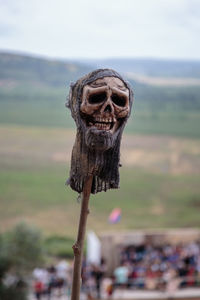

{"left": 32, "top": 268, "right": 47, "bottom": 299}
{"left": 56, "top": 260, "right": 70, "bottom": 296}
{"left": 92, "top": 259, "right": 107, "bottom": 299}
{"left": 92, "top": 264, "right": 102, "bottom": 299}
{"left": 114, "top": 262, "right": 129, "bottom": 288}
{"left": 47, "top": 265, "right": 57, "bottom": 298}
{"left": 101, "top": 277, "right": 114, "bottom": 299}
{"left": 33, "top": 279, "right": 43, "bottom": 300}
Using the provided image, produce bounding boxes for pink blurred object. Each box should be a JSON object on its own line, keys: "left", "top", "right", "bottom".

{"left": 109, "top": 208, "right": 121, "bottom": 224}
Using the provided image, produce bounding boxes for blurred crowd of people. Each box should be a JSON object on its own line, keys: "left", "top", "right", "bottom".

{"left": 116, "top": 241, "right": 200, "bottom": 291}
{"left": 32, "top": 241, "right": 200, "bottom": 299}
{"left": 32, "top": 260, "right": 72, "bottom": 299}
{"left": 32, "top": 258, "right": 112, "bottom": 299}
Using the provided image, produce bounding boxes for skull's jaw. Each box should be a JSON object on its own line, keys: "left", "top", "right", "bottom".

{"left": 80, "top": 113, "right": 125, "bottom": 151}
{"left": 81, "top": 113, "right": 117, "bottom": 133}
{"left": 85, "top": 127, "right": 114, "bottom": 151}
{"left": 80, "top": 112, "right": 127, "bottom": 133}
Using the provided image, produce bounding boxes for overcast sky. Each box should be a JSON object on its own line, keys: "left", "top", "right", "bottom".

{"left": 0, "top": 0, "right": 200, "bottom": 60}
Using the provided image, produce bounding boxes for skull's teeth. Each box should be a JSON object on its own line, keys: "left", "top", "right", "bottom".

{"left": 95, "top": 117, "right": 113, "bottom": 123}
{"left": 88, "top": 117, "right": 115, "bottom": 130}
{"left": 94, "top": 122, "right": 111, "bottom": 130}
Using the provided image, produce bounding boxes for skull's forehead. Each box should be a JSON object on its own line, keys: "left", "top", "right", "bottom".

{"left": 83, "top": 76, "right": 129, "bottom": 94}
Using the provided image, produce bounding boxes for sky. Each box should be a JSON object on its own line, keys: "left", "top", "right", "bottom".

{"left": 0, "top": 0, "right": 200, "bottom": 60}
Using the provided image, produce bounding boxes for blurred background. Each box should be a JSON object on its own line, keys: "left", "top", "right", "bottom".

{"left": 0, "top": 0, "right": 200, "bottom": 299}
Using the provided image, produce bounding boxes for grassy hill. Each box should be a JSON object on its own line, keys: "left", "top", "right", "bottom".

{"left": 0, "top": 52, "right": 92, "bottom": 87}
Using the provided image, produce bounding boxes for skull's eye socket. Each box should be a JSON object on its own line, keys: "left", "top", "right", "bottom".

{"left": 111, "top": 94, "right": 127, "bottom": 107}
{"left": 88, "top": 92, "right": 107, "bottom": 104}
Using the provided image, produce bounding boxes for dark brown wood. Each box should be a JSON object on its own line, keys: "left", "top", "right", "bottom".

{"left": 71, "top": 175, "right": 93, "bottom": 300}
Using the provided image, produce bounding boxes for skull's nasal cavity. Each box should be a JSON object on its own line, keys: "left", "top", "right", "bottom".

{"left": 104, "top": 104, "right": 112, "bottom": 113}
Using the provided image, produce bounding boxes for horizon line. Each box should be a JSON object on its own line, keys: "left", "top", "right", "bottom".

{"left": 0, "top": 49, "right": 200, "bottom": 63}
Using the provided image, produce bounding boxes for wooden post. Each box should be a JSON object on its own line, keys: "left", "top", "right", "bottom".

{"left": 71, "top": 175, "right": 93, "bottom": 300}
{"left": 67, "top": 69, "right": 133, "bottom": 299}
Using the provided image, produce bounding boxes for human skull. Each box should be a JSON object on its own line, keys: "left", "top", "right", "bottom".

{"left": 80, "top": 77, "right": 130, "bottom": 135}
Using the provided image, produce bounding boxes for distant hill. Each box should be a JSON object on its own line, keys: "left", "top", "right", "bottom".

{"left": 83, "top": 58, "right": 200, "bottom": 78}
{"left": 1, "top": 52, "right": 200, "bottom": 90}
{"left": 0, "top": 52, "right": 92, "bottom": 88}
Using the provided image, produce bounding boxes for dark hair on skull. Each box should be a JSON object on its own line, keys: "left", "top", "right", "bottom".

{"left": 66, "top": 69, "right": 133, "bottom": 194}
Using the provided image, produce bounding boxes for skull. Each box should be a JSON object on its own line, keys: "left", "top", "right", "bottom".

{"left": 80, "top": 77, "right": 130, "bottom": 135}
{"left": 66, "top": 69, "right": 133, "bottom": 193}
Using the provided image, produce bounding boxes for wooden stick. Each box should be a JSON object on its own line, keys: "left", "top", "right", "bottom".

{"left": 71, "top": 175, "right": 93, "bottom": 300}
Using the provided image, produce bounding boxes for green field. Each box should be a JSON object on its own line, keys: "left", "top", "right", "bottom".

{"left": 1, "top": 126, "right": 200, "bottom": 239}
{"left": 0, "top": 99, "right": 200, "bottom": 138}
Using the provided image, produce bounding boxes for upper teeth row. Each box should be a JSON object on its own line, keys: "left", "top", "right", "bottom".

{"left": 94, "top": 117, "right": 115, "bottom": 123}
